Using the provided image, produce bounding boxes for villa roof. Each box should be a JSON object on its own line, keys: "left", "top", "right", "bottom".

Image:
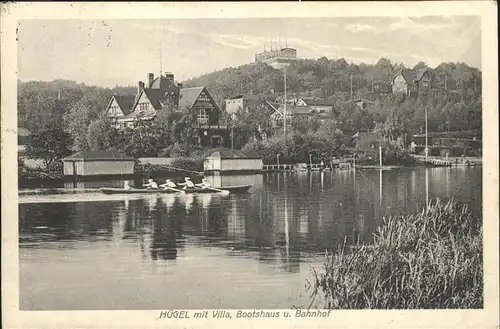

{"left": 113, "top": 95, "right": 135, "bottom": 115}
{"left": 142, "top": 88, "right": 167, "bottom": 111}
{"left": 150, "top": 74, "right": 177, "bottom": 90}
{"left": 179, "top": 86, "right": 205, "bottom": 110}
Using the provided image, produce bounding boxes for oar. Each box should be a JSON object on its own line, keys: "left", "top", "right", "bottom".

{"left": 197, "top": 184, "right": 230, "bottom": 195}
{"left": 165, "top": 186, "right": 186, "bottom": 194}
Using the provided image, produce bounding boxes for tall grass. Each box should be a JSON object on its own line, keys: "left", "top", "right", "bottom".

{"left": 307, "top": 199, "right": 483, "bottom": 309}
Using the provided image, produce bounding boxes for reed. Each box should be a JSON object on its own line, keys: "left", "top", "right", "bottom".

{"left": 307, "top": 199, "right": 483, "bottom": 309}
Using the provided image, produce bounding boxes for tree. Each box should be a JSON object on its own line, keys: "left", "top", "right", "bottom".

{"left": 63, "top": 102, "right": 92, "bottom": 151}
{"left": 25, "top": 126, "right": 72, "bottom": 169}
{"left": 87, "top": 118, "right": 121, "bottom": 151}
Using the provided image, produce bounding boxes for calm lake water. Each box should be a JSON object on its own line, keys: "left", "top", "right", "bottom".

{"left": 19, "top": 167, "right": 482, "bottom": 310}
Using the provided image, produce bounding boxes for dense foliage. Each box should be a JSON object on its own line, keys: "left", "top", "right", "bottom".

{"left": 308, "top": 199, "right": 483, "bottom": 309}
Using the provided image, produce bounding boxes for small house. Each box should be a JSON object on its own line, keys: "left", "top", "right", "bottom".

{"left": 63, "top": 151, "right": 134, "bottom": 177}
{"left": 413, "top": 68, "right": 432, "bottom": 94}
{"left": 391, "top": 69, "right": 413, "bottom": 96}
{"left": 203, "top": 149, "right": 263, "bottom": 174}
{"left": 295, "top": 98, "right": 334, "bottom": 114}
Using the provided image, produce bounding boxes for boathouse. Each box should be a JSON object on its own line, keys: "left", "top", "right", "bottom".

{"left": 62, "top": 151, "right": 134, "bottom": 177}
{"left": 203, "top": 149, "right": 263, "bottom": 174}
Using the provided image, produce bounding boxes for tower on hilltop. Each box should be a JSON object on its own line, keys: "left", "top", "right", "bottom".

{"left": 255, "top": 43, "right": 297, "bottom": 69}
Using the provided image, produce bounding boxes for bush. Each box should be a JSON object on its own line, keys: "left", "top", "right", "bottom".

{"left": 170, "top": 157, "right": 203, "bottom": 173}
{"left": 307, "top": 199, "right": 483, "bottom": 309}
{"left": 18, "top": 159, "right": 64, "bottom": 180}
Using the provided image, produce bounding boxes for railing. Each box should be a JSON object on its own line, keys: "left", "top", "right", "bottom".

{"left": 262, "top": 164, "right": 296, "bottom": 171}
{"left": 262, "top": 163, "right": 350, "bottom": 172}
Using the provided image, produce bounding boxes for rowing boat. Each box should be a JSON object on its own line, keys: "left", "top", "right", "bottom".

{"left": 99, "top": 185, "right": 251, "bottom": 195}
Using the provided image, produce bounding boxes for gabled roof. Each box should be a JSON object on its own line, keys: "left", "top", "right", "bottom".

{"left": 179, "top": 87, "right": 206, "bottom": 110}
{"left": 142, "top": 88, "right": 168, "bottom": 111}
{"left": 113, "top": 95, "right": 135, "bottom": 115}
{"left": 265, "top": 101, "right": 280, "bottom": 111}
{"left": 63, "top": 151, "right": 133, "bottom": 161}
{"left": 299, "top": 98, "right": 334, "bottom": 106}
{"left": 414, "top": 68, "right": 429, "bottom": 82}
{"left": 150, "top": 75, "right": 177, "bottom": 90}
{"left": 128, "top": 88, "right": 177, "bottom": 114}
{"left": 391, "top": 69, "right": 413, "bottom": 85}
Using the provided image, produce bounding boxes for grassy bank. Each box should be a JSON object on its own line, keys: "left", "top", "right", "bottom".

{"left": 307, "top": 199, "right": 483, "bottom": 309}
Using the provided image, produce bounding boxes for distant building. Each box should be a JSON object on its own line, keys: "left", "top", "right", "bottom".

{"left": 295, "top": 98, "right": 334, "bottom": 114}
{"left": 270, "top": 104, "right": 334, "bottom": 128}
{"left": 391, "top": 69, "right": 413, "bottom": 96}
{"left": 62, "top": 151, "right": 134, "bottom": 177}
{"left": 103, "top": 72, "right": 229, "bottom": 148}
{"left": 254, "top": 47, "right": 298, "bottom": 69}
{"left": 390, "top": 68, "right": 432, "bottom": 96}
{"left": 413, "top": 68, "right": 432, "bottom": 95}
{"left": 225, "top": 94, "right": 246, "bottom": 118}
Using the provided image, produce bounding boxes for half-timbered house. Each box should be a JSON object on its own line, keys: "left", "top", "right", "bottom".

{"left": 103, "top": 72, "right": 229, "bottom": 148}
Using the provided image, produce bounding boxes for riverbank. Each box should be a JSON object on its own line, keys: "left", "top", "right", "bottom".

{"left": 307, "top": 199, "right": 482, "bottom": 309}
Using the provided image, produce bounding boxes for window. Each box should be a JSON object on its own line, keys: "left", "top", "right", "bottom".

{"left": 198, "top": 108, "right": 209, "bottom": 125}
{"left": 108, "top": 106, "right": 121, "bottom": 116}
{"left": 138, "top": 103, "right": 149, "bottom": 112}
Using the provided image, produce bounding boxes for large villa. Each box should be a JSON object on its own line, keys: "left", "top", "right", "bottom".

{"left": 103, "top": 72, "right": 229, "bottom": 148}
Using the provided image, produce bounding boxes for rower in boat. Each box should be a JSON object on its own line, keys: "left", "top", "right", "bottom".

{"left": 143, "top": 178, "right": 159, "bottom": 189}
{"left": 123, "top": 180, "right": 132, "bottom": 190}
{"left": 195, "top": 177, "right": 212, "bottom": 188}
{"left": 178, "top": 177, "right": 195, "bottom": 189}
{"left": 159, "top": 178, "right": 178, "bottom": 190}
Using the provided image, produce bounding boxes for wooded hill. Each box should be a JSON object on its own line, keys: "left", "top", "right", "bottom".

{"left": 183, "top": 58, "right": 482, "bottom": 105}
{"left": 18, "top": 57, "right": 482, "bottom": 136}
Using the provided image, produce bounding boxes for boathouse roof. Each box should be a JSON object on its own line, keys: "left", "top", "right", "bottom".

{"left": 63, "top": 151, "right": 134, "bottom": 161}
{"left": 207, "top": 149, "right": 262, "bottom": 159}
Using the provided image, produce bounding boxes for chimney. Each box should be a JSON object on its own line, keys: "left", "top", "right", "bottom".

{"left": 164, "top": 72, "right": 175, "bottom": 83}
{"left": 177, "top": 83, "right": 183, "bottom": 89}
{"left": 147, "top": 73, "right": 154, "bottom": 88}
{"left": 137, "top": 81, "right": 144, "bottom": 94}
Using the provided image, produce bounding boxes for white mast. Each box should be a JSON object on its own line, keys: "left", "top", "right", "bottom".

{"left": 284, "top": 67, "right": 287, "bottom": 136}
{"left": 425, "top": 107, "right": 428, "bottom": 162}
{"left": 160, "top": 25, "right": 163, "bottom": 75}
{"left": 379, "top": 146, "right": 382, "bottom": 167}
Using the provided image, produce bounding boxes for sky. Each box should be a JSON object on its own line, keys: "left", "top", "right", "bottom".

{"left": 17, "top": 16, "right": 481, "bottom": 87}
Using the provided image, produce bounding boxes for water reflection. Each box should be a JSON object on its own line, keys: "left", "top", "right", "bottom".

{"left": 20, "top": 168, "right": 482, "bottom": 267}
{"left": 19, "top": 168, "right": 483, "bottom": 309}
{"left": 150, "top": 196, "right": 179, "bottom": 261}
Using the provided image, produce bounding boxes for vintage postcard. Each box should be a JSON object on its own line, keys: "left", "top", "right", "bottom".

{"left": 1, "top": 1, "right": 498, "bottom": 329}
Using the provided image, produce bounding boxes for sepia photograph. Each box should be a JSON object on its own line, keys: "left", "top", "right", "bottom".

{"left": 2, "top": 2, "right": 498, "bottom": 329}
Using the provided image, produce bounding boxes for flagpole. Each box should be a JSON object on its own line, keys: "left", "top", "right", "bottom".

{"left": 284, "top": 67, "right": 287, "bottom": 137}
{"left": 425, "top": 107, "right": 428, "bottom": 162}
